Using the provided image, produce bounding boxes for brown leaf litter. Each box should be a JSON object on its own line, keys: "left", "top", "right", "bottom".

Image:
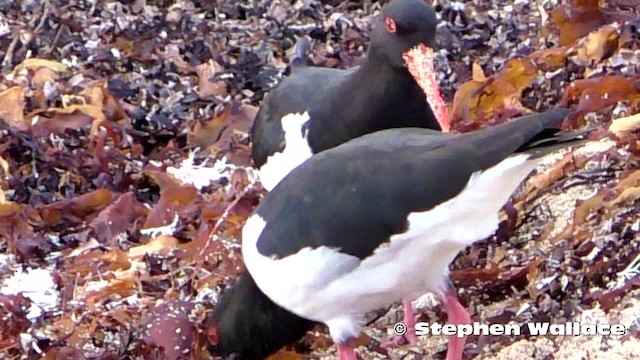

{"left": 0, "top": 0, "right": 639, "bottom": 359}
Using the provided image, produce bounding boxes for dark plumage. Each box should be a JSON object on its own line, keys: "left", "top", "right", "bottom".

{"left": 207, "top": 107, "right": 585, "bottom": 360}
{"left": 206, "top": 272, "right": 315, "bottom": 360}
{"left": 253, "top": 110, "right": 577, "bottom": 262}
{"left": 250, "top": 0, "right": 449, "bottom": 191}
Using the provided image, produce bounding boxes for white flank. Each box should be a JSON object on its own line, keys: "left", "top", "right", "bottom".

{"left": 257, "top": 112, "right": 314, "bottom": 191}
{"left": 243, "top": 154, "right": 539, "bottom": 343}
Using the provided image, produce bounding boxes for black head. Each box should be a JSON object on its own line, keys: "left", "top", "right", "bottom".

{"left": 369, "top": 0, "right": 438, "bottom": 68}
{"left": 206, "top": 271, "right": 316, "bottom": 360}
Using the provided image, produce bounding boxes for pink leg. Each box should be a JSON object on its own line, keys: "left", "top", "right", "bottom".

{"left": 337, "top": 338, "right": 359, "bottom": 360}
{"left": 402, "top": 299, "right": 418, "bottom": 345}
{"left": 442, "top": 288, "right": 471, "bottom": 360}
{"left": 381, "top": 299, "right": 418, "bottom": 348}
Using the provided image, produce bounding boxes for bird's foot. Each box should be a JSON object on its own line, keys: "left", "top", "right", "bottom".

{"left": 443, "top": 288, "right": 471, "bottom": 360}
{"left": 337, "top": 338, "right": 360, "bottom": 360}
{"left": 380, "top": 332, "right": 417, "bottom": 348}
{"left": 381, "top": 299, "right": 418, "bottom": 348}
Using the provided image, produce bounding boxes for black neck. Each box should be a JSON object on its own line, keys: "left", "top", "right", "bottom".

{"left": 208, "top": 271, "right": 316, "bottom": 359}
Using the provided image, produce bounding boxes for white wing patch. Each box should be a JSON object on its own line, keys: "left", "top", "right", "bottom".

{"left": 257, "top": 112, "right": 314, "bottom": 191}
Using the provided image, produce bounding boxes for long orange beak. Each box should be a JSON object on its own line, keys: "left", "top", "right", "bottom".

{"left": 403, "top": 44, "right": 452, "bottom": 132}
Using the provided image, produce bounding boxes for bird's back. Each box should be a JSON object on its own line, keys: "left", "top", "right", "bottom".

{"left": 250, "top": 66, "right": 355, "bottom": 167}
{"left": 255, "top": 109, "right": 574, "bottom": 260}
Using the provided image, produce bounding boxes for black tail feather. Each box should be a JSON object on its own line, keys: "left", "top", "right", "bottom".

{"left": 516, "top": 128, "right": 591, "bottom": 158}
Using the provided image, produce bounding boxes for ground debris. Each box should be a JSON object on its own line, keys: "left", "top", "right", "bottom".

{"left": 0, "top": 0, "right": 639, "bottom": 359}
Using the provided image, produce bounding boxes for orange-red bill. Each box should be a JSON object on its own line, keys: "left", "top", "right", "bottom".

{"left": 402, "top": 44, "right": 451, "bottom": 132}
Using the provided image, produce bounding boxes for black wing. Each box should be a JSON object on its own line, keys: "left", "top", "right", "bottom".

{"left": 250, "top": 66, "right": 351, "bottom": 167}
{"left": 255, "top": 108, "right": 572, "bottom": 260}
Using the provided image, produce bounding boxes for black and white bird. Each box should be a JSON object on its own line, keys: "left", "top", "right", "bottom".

{"left": 208, "top": 107, "right": 586, "bottom": 360}
{"left": 250, "top": 0, "right": 451, "bottom": 191}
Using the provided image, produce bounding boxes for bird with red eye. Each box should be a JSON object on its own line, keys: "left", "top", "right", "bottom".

{"left": 207, "top": 1, "right": 452, "bottom": 359}
{"left": 249, "top": 0, "right": 450, "bottom": 192}
{"left": 385, "top": 16, "right": 397, "bottom": 33}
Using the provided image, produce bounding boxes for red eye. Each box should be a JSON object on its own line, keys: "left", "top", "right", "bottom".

{"left": 384, "top": 17, "right": 397, "bottom": 33}
{"left": 207, "top": 325, "right": 220, "bottom": 344}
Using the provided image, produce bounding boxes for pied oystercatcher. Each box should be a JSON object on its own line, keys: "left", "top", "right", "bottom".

{"left": 208, "top": 107, "right": 587, "bottom": 360}
{"left": 250, "top": 0, "right": 450, "bottom": 191}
